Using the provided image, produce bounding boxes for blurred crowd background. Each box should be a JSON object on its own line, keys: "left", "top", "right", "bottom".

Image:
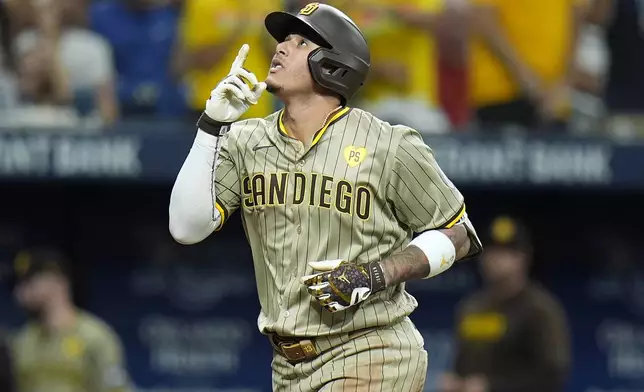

{"left": 1, "top": 0, "right": 642, "bottom": 134}
{"left": 0, "top": 0, "right": 643, "bottom": 391}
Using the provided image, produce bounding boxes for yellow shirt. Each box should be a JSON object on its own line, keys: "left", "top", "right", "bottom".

{"left": 469, "top": 0, "right": 583, "bottom": 106}
{"left": 179, "top": 0, "right": 277, "bottom": 118}
{"left": 337, "top": 0, "right": 442, "bottom": 105}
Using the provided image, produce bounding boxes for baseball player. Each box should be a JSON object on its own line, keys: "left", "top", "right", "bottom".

{"left": 11, "top": 248, "right": 132, "bottom": 392}
{"left": 169, "top": 3, "right": 482, "bottom": 391}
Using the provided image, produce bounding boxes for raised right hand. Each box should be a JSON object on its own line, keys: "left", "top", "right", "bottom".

{"left": 205, "top": 44, "right": 267, "bottom": 123}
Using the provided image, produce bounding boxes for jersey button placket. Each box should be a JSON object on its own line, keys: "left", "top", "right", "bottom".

{"left": 293, "top": 207, "right": 302, "bottom": 235}
{"left": 292, "top": 141, "right": 304, "bottom": 162}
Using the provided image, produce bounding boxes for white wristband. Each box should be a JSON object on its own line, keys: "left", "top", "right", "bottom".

{"left": 408, "top": 230, "right": 456, "bottom": 279}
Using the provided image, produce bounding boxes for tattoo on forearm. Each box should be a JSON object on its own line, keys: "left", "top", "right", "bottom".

{"left": 380, "top": 224, "right": 472, "bottom": 286}
{"left": 380, "top": 245, "right": 429, "bottom": 287}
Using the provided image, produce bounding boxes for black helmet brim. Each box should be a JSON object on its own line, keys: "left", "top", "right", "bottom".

{"left": 265, "top": 11, "right": 332, "bottom": 49}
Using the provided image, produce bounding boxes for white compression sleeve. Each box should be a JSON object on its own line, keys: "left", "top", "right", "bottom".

{"left": 169, "top": 130, "right": 223, "bottom": 244}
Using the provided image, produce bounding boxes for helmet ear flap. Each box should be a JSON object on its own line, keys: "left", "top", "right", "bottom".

{"left": 307, "top": 48, "right": 366, "bottom": 104}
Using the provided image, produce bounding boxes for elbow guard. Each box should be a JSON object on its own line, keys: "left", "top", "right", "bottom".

{"left": 459, "top": 212, "right": 483, "bottom": 259}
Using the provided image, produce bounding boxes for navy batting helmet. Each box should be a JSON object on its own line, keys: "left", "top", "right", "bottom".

{"left": 265, "top": 2, "right": 370, "bottom": 105}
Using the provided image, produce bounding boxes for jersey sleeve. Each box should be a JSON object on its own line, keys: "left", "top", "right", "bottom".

{"left": 214, "top": 132, "right": 241, "bottom": 230}
{"left": 87, "top": 327, "right": 133, "bottom": 392}
{"left": 387, "top": 127, "right": 465, "bottom": 233}
{"left": 529, "top": 294, "right": 571, "bottom": 378}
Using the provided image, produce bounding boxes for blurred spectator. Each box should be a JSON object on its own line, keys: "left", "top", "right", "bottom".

{"left": 60, "top": 0, "right": 91, "bottom": 27}
{"left": 332, "top": 0, "right": 450, "bottom": 133}
{"left": 8, "top": 1, "right": 76, "bottom": 127}
{"left": 11, "top": 0, "right": 92, "bottom": 29}
{"left": 0, "top": 328, "right": 13, "bottom": 392}
{"left": 0, "top": 0, "right": 18, "bottom": 110}
{"left": 11, "top": 248, "right": 133, "bottom": 392}
{"left": 435, "top": 0, "right": 470, "bottom": 129}
{"left": 173, "top": 0, "right": 276, "bottom": 119}
{"left": 10, "top": 0, "right": 119, "bottom": 127}
{"left": 469, "top": 0, "right": 587, "bottom": 131}
{"left": 3, "top": 0, "right": 33, "bottom": 33}
{"left": 90, "top": 0, "right": 187, "bottom": 118}
{"left": 584, "top": 0, "right": 644, "bottom": 138}
{"left": 441, "top": 216, "right": 571, "bottom": 392}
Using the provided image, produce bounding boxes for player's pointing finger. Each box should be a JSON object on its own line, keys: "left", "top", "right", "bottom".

{"left": 231, "top": 44, "right": 250, "bottom": 71}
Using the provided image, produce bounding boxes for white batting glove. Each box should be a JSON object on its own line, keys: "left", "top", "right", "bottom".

{"left": 205, "top": 44, "right": 267, "bottom": 123}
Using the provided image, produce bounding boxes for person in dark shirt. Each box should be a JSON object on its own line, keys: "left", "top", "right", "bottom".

{"left": 440, "top": 216, "right": 571, "bottom": 392}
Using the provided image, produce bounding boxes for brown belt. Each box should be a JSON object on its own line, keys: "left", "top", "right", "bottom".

{"left": 268, "top": 326, "right": 379, "bottom": 363}
{"left": 269, "top": 334, "right": 320, "bottom": 363}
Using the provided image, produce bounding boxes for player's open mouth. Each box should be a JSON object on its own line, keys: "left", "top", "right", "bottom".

{"left": 270, "top": 59, "right": 285, "bottom": 73}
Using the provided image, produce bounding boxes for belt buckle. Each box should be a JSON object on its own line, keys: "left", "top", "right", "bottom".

{"left": 280, "top": 339, "right": 318, "bottom": 363}
{"left": 301, "top": 340, "right": 317, "bottom": 358}
{"left": 281, "top": 342, "right": 305, "bottom": 362}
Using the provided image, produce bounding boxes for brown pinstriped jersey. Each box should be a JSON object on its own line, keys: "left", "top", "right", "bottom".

{"left": 215, "top": 107, "right": 465, "bottom": 337}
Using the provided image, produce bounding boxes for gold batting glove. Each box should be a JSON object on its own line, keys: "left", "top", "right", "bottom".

{"left": 301, "top": 259, "right": 386, "bottom": 313}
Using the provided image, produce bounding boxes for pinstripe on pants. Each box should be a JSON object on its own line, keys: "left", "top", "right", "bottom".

{"left": 271, "top": 317, "right": 428, "bottom": 392}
